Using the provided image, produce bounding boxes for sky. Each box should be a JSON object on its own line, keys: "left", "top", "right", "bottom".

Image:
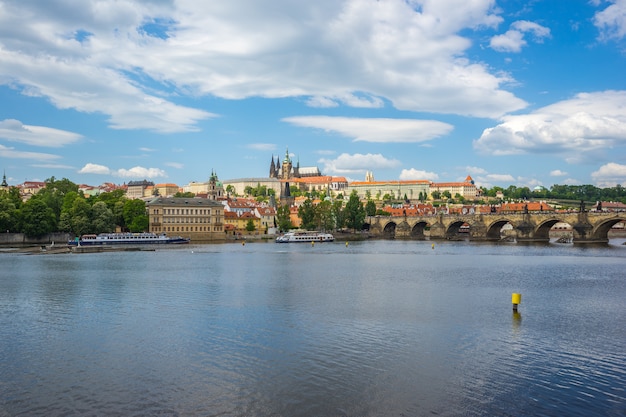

{"left": 1, "top": 0, "right": 626, "bottom": 190}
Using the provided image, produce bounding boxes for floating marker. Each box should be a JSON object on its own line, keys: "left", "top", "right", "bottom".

{"left": 346, "top": 241, "right": 349, "bottom": 247}
{"left": 512, "top": 293, "right": 522, "bottom": 311}
{"left": 432, "top": 243, "right": 435, "bottom": 249}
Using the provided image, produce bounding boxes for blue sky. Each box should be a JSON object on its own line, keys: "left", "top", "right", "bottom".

{"left": 1, "top": 0, "right": 625, "bottom": 189}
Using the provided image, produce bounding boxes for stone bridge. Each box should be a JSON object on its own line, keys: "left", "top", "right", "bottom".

{"left": 365, "top": 211, "right": 626, "bottom": 244}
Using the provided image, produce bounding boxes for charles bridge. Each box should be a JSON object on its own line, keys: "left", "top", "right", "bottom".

{"left": 365, "top": 211, "right": 626, "bottom": 244}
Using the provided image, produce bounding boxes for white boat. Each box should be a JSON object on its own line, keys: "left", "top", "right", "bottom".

{"left": 68, "top": 232, "right": 190, "bottom": 246}
{"left": 275, "top": 231, "right": 335, "bottom": 243}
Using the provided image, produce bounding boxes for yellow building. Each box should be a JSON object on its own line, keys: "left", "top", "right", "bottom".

{"left": 155, "top": 183, "right": 180, "bottom": 197}
{"left": 146, "top": 197, "right": 224, "bottom": 241}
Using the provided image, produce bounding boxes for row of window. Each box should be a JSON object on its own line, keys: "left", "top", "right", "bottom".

{"left": 154, "top": 226, "right": 223, "bottom": 232}
{"left": 153, "top": 217, "right": 221, "bottom": 224}
{"left": 152, "top": 208, "right": 215, "bottom": 215}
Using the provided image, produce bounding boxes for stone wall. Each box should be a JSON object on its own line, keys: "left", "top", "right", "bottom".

{"left": 0, "top": 233, "right": 70, "bottom": 246}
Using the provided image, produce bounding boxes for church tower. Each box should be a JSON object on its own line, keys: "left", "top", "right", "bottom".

{"left": 269, "top": 156, "right": 276, "bottom": 178}
{"left": 1, "top": 170, "right": 8, "bottom": 192}
{"left": 281, "top": 147, "right": 292, "bottom": 180}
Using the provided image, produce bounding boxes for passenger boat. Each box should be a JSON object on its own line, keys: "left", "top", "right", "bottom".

{"left": 68, "top": 232, "right": 190, "bottom": 246}
{"left": 275, "top": 231, "right": 335, "bottom": 243}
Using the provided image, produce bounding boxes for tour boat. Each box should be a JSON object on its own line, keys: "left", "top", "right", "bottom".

{"left": 68, "top": 232, "right": 190, "bottom": 246}
{"left": 275, "top": 231, "right": 335, "bottom": 243}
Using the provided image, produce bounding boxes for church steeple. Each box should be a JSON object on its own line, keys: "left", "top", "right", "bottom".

{"left": 1, "top": 170, "right": 8, "bottom": 188}
{"left": 269, "top": 155, "right": 276, "bottom": 178}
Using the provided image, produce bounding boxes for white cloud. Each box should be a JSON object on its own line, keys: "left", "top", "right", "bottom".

{"left": 465, "top": 166, "right": 488, "bottom": 175}
{"left": 283, "top": 116, "right": 453, "bottom": 143}
{"left": 0, "top": 144, "right": 60, "bottom": 161}
{"left": 116, "top": 166, "right": 167, "bottom": 178}
{"left": 550, "top": 169, "right": 568, "bottom": 176}
{"left": 474, "top": 90, "right": 626, "bottom": 162}
{"left": 247, "top": 143, "right": 276, "bottom": 151}
{"left": 165, "top": 162, "right": 184, "bottom": 169}
{"left": 594, "top": 0, "right": 626, "bottom": 41}
{"left": 0, "top": 119, "right": 82, "bottom": 147}
{"left": 78, "top": 163, "right": 111, "bottom": 175}
{"left": 490, "top": 20, "right": 551, "bottom": 52}
{"left": 78, "top": 163, "right": 167, "bottom": 178}
{"left": 319, "top": 153, "right": 401, "bottom": 175}
{"left": 591, "top": 162, "right": 626, "bottom": 187}
{"left": 399, "top": 168, "right": 439, "bottom": 181}
{"left": 0, "top": 0, "right": 526, "bottom": 122}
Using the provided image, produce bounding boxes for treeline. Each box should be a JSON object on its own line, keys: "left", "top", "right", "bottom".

{"left": 0, "top": 178, "right": 148, "bottom": 237}
{"left": 482, "top": 184, "right": 626, "bottom": 203}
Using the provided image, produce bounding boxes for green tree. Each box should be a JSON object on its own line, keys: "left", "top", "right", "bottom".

{"left": 365, "top": 200, "right": 376, "bottom": 216}
{"left": 0, "top": 191, "right": 19, "bottom": 232}
{"left": 298, "top": 198, "right": 317, "bottom": 230}
{"left": 123, "top": 199, "right": 148, "bottom": 232}
{"left": 225, "top": 185, "right": 236, "bottom": 196}
{"left": 343, "top": 190, "right": 365, "bottom": 231}
{"left": 245, "top": 218, "right": 256, "bottom": 232}
{"left": 174, "top": 191, "right": 195, "bottom": 198}
{"left": 91, "top": 201, "right": 115, "bottom": 234}
{"left": 431, "top": 190, "right": 441, "bottom": 200}
{"left": 315, "top": 199, "right": 334, "bottom": 231}
{"left": 332, "top": 200, "right": 345, "bottom": 229}
{"left": 276, "top": 204, "right": 293, "bottom": 232}
{"left": 19, "top": 198, "right": 56, "bottom": 237}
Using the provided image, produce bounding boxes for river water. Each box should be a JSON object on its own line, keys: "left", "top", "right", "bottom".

{"left": 1, "top": 240, "right": 625, "bottom": 416}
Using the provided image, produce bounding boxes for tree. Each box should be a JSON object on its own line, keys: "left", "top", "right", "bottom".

{"left": 365, "top": 200, "right": 376, "bottom": 216}
{"left": 245, "top": 218, "right": 256, "bottom": 232}
{"left": 174, "top": 191, "right": 195, "bottom": 198}
{"left": 442, "top": 190, "right": 452, "bottom": 200}
{"left": 298, "top": 198, "right": 316, "bottom": 230}
{"left": 431, "top": 190, "right": 441, "bottom": 200}
{"left": 19, "top": 198, "right": 56, "bottom": 237}
{"left": 315, "top": 199, "right": 334, "bottom": 231}
{"left": 276, "top": 204, "right": 293, "bottom": 232}
{"left": 91, "top": 201, "right": 115, "bottom": 234}
{"left": 123, "top": 199, "right": 148, "bottom": 232}
{"left": 225, "top": 185, "right": 236, "bottom": 196}
{"left": 0, "top": 191, "right": 19, "bottom": 232}
{"left": 343, "top": 190, "right": 365, "bottom": 231}
{"left": 332, "top": 200, "right": 345, "bottom": 229}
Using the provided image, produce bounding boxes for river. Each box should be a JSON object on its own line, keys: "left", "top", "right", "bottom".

{"left": 1, "top": 240, "right": 625, "bottom": 416}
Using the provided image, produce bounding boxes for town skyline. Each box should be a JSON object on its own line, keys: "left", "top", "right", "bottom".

{"left": 1, "top": 1, "right": 625, "bottom": 189}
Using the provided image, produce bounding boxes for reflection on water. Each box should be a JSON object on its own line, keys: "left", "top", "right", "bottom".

{"left": 1, "top": 240, "right": 625, "bottom": 416}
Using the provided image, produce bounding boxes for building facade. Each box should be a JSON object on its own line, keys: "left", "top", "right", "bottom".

{"left": 146, "top": 197, "right": 224, "bottom": 241}
{"left": 126, "top": 180, "right": 155, "bottom": 199}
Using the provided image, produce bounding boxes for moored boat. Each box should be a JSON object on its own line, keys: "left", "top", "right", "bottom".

{"left": 275, "top": 231, "right": 334, "bottom": 243}
{"left": 68, "top": 232, "right": 190, "bottom": 246}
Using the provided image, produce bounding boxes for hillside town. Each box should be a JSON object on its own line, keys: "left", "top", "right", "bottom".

{"left": 2, "top": 148, "right": 626, "bottom": 241}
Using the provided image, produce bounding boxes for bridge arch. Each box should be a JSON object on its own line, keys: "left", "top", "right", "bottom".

{"left": 591, "top": 217, "right": 626, "bottom": 241}
{"left": 445, "top": 220, "right": 468, "bottom": 239}
{"left": 535, "top": 218, "right": 565, "bottom": 240}
{"left": 411, "top": 221, "right": 430, "bottom": 239}
{"left": 382, "top": 221, "right": 396, "bottom": 238}
{"left": 485, "top": 219, "right": 513, "bottom": 240}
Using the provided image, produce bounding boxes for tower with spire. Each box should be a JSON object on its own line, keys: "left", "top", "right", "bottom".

{"left": 1, "top": 170, "right": 8, "bottom": 191}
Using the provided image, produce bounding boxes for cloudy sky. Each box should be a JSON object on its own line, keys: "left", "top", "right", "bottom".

{"left": 1, "top": 0, "right": 625, "bottom": 189}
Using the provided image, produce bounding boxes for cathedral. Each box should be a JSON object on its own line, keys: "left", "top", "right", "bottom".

{"left": 269, "top": 148, "right": 322, "bottom": 200}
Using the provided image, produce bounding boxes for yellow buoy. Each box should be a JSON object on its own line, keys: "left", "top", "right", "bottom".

{"left": 311, "top": 241, "right": 314, "bottom": 246}
{"left": 512, "top": 293, "right": 522, "bottom": 311}
{"left": 431, "top": 243, "right": 435, "bottom": 249}
{"left": 345, "top": 241, "right": 349, "bottom": 247}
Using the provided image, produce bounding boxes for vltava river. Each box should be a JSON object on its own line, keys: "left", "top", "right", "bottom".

{"left": 1, "top": 240, "right": 625, "bottom": 416}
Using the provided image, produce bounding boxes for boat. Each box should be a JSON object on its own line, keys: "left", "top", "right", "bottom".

{"left": 275, "top": 231, "right": 335, "bottom": 243}
{"left": 68, "top": 232, "right": 190, "bottom": 246}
